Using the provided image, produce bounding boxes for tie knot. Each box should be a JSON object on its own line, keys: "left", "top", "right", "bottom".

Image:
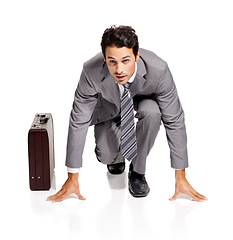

{"left": 123, "top": 82, "right": 130, "bottom": 89}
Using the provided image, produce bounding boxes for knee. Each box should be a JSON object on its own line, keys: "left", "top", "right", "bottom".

{"left": 136, "top": 100, "right": 161, "bottom": 123}
{"left": 95, "top": 147, "right": 117, "bottom": 164}
{"left": 140, "top": 107, "right": 161, "bottom": 121}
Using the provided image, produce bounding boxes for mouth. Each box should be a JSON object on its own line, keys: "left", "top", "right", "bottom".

{"left": 115, "top": 75, "right": 127, "bottom": 80}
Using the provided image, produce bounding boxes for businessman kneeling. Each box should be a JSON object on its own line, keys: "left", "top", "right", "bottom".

{"left": 47, "top": 25, "right": 207, "bottom": 202}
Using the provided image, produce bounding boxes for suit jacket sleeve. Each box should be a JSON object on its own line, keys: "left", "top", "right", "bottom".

{"left": 65, "top": 68, "right": 98, "bottom": 168}
{"left": 156, "top": 63, "right": 189, "bottom": 169}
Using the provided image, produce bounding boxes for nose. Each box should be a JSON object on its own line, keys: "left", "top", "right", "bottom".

{"left": 116, "top": 63, "right": 123, "bottom": 75}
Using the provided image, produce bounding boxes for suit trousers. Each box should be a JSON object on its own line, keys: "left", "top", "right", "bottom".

{"left": 94, "top": 99, "right": 161, "bottom": 174}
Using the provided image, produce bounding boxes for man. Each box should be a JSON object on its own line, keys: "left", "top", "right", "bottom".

{"left": 47, "top": 25, "right": 207, "bottom": 202}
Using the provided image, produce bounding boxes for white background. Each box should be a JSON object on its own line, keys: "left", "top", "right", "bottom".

{"left": 1, "top": 0, "right": 233, "bottom": 239}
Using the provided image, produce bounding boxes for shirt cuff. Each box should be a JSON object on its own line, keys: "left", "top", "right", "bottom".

{"left": 67, "top": 167, "right": 80, "bottom": 173}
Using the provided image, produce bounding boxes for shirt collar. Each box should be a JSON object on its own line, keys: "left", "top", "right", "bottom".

{"left": 128, "top": 62, "right": 137, "bottom": 83}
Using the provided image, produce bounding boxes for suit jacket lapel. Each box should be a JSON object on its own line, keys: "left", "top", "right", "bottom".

{"left": 130, "top": 57, "right": 147, "bottom": 97}
{"left": 100, "top": 63, "right": 121, "bottom": 109}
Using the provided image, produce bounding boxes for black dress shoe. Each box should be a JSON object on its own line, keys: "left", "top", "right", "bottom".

{"left": 107, "top": 162, "right": 125, "bottom": 175}
{"left": 128, "top": 165, "right": 150, "bottom": 197}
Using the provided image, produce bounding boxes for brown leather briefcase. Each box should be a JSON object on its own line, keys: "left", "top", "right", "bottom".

{"left": 28, "top": 113, "right": 55, "bottom": 190}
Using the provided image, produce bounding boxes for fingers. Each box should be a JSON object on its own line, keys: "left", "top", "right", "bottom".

{"left": 169, "top": 191, "right": 207, "bottom": 202}
{"left": 169, "top": 191, "right": 179, "bottom": 201}
{"left": 46, "top": 181, "right": 86, "bottom": 203}
{"left": 75, "top": 190, "right": 86, "bottom": 201}
{"left": 183, "top": 183, "right": 207, "bottom": 202}
{"left": 46, "top": 188, "right": 67, "bottom": 203}
{"left": 188, "top": 190, "right": 203, "bottom": 202}
{"left": 170, "top": 179, "right": 208, "bottom": 202}
{"left": 47, "top": 191, "right": 86, "bottom": 202}
{"left": 189, "top": 189, "right": 208, "bottom": 202}
{"left": 50, "top": 190, "right": 70, "bottom": 203}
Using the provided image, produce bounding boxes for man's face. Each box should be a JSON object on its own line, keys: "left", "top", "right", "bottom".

{"left": 104, "top": 46, "right": 139, "bottom": 85}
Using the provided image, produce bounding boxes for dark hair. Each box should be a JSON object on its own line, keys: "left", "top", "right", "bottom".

{"left": 101, "top": 25, "right": 139, "bottom": 59}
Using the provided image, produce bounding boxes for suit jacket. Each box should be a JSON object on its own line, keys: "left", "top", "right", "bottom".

{"left": 65, "top": 48, "right": 188, "bottom": 170}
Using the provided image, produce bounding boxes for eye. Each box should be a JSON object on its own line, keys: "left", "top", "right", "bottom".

{"left": 123, "top": 59, "right": 129, "bottom": 63}
{"left": 109, "top": 60, "right": 116, "bottom": 64}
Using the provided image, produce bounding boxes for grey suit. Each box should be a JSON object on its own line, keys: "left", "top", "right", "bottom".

{"left": 65, "top": 48, "right": 189, "bottom": 173}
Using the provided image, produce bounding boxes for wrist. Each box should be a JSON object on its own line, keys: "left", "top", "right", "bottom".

{"left": 68, "top": 172, "right": 79, "bottom": 181}
{"left": 175, "top": 169, "right": 186, "bottom": 180}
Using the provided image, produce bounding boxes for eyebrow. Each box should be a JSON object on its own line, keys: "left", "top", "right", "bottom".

{"left": 122, "top": 55, "right": 131, "bottom": 59}
{"left": 107, "top": 55, "right": 131, "bottom": 60}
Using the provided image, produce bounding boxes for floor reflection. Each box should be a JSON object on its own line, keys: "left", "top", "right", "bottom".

{"left": 170, "top": 195, "right": 198, "bottom": 239}
{"left": 95, "top": 171, "right": 127, "bottom": 239}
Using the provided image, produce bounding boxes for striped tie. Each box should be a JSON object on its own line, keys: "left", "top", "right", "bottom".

{"left": 121, "top": 82, "right": 137, "bottom": 161}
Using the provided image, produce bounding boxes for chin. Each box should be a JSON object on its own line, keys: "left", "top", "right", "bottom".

{"left": 116, "top": 79, "right": 129, "bottom": 85}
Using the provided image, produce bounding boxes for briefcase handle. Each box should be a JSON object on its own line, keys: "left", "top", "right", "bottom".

{"left": 37, "top": 114, "right": 50, "bottom": 124}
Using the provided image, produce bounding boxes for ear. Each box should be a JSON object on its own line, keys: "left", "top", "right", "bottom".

{"left": 103, "top": 55, "right": 106, "bottom": 62}
{"left": 135, "top": 50, "right": 139, "bottom": 61}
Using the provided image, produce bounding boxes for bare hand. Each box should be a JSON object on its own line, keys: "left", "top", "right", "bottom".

{"left": 46, "top": 172, "right": 86, "bottom": 203}
{"left": 169, "top": 169, "right": 207, "bottom": 202}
